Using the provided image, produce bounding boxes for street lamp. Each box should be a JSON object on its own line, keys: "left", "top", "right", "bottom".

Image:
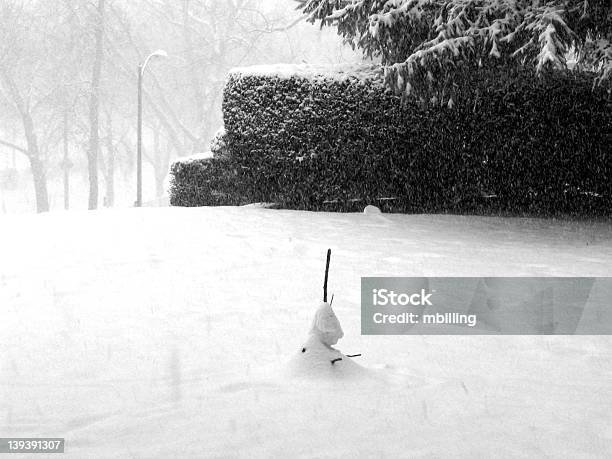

{"left": 136, "top": 49, "right": 167, "bottom": 207}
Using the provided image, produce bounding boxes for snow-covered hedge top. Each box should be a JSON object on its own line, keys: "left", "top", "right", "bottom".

{"left": 171, "top": 151, "right": 213, "bottom": 167}
{"left": 228, "top": 63, "right": 385, "bottom": 85}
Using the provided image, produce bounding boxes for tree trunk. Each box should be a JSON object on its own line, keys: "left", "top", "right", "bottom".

{"left": 152, "top": 128, "right": 170, "bottom": 198}
{"left": 87, "top": 0, "right": 105, "bottom": 210}
{"left": 63, "top": 109, "right": 71, "bottom": 210}
{"left": 0, "top": 71, "right": 49, "bottom": 213}
{"left": 21, "top": 109, "right": 49, "bottom": 213}
{"left": 29, "top": 155, "right": 49, "bottom": 213}
{"left": 105, "top": 115, "right": 115, "bottom": 207}
{"left": 182, "top": 0, "right": 205, "bottom": 125}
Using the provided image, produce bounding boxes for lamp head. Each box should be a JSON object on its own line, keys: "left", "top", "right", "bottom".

{"left": 151, "top": 49, "right": 168, "bottom": 58}
{"left": 140, "top": 49, "right": 168, "bottom": 75}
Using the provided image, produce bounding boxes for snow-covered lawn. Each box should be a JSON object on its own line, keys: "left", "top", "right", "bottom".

{"left": 1, "top": 207, "right": 611, "bottom": 458}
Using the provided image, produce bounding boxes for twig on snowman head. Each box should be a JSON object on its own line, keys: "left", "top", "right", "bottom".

{"left": 323, "top": 249, "right": 331, "bottom": 303}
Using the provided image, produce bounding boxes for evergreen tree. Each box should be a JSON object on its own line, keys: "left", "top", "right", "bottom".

{"left": 296, "top": 0, "right": 612, "bottom": 99}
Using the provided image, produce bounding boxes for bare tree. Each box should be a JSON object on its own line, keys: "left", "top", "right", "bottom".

{"left": 87, "top": 0, "right": 106, "bottom": 209}
{"left": 0, "top": 3, "right": 50, "bottom": 212}
{"left": 0, "top": 0, "right": 356, "bottom": 212}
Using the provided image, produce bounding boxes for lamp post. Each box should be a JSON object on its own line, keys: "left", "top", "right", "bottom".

{"left": 136, "top": 49, "right": 167, "bottom": 207}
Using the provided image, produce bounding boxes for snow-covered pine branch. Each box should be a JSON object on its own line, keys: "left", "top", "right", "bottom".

{"left": 296, "top": 0, "right": 612, "bottom": 99}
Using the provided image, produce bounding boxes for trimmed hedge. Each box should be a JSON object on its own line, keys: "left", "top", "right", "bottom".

{"left": 169, "top": 64, "right": 612, "bottom": 216}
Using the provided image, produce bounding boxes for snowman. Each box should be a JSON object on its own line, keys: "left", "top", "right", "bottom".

{"left": 287, "top": 250, "right": 366, "bottom": 378}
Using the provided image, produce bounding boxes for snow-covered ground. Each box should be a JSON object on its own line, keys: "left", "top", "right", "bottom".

{"left": 1, "top": 207, "right": 611, "bottom": 458}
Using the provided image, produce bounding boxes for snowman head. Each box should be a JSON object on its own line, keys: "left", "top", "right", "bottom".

{"left": 309, "top": 301, "right": 344, "bottom": 347}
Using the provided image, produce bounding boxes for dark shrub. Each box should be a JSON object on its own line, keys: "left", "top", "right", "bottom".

{"left": 170, "top": 64, "right": 611, "bottom": 216}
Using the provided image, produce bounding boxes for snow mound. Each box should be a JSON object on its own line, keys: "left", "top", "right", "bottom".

{"left": 240, "top": 202, "right": 281, "bottom": 209}
{"left": 364, "top": 205, "right": 382, "bottom": 214}
{"left": 286, "top": 302, "right": 370, "bottom": 380}
{"left": 229, "top": 63, "right": 385, "bottom": 84}
{"left": 286, "top": 335, "right": 370, "bottom": 380}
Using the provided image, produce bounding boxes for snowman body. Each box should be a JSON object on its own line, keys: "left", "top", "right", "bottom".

{"left": 286, "top": 302, "right": 366, "bottom": 379}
